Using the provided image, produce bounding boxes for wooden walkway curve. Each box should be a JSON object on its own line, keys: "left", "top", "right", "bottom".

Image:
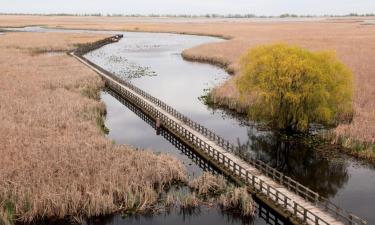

{"left": 70, "top": 38, "right": 367, "bottom": 225}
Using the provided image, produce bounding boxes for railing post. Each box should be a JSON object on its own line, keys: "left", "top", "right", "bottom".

{"left": 276, "top": 190, "right": 279, "bottom": 203}
{"left": 296, "top": 183, "right": 299, "bottom": 195}
{"left": 284, "top": 196, "right": 287, "bottom": 209}
{"left": 79, "top": 55, "right": 368, "bottom": 225}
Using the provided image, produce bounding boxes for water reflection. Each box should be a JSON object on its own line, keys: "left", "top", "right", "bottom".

{"left": 236, "top": 131, "right": 349, "bottom": 198}
{"left": 4, "top": 25, "right": 374, "bottom": 224}
{"left": 106, "top": 88, "right": 219, "bottom": 176}
{"left": 87, "top": 31, "right": 374, "bottom": 224}
{"left": 85, "top": 204, "right": 288, "bottom": 225}
{"left": 103, "top": 89, "right": 290, "bottom": 225}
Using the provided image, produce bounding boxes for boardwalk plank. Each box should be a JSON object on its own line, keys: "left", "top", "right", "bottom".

{"left": 71, "top": 52, "right": 367, "bottom": 225}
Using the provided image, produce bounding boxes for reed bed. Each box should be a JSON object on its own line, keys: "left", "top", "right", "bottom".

{"left": 0, "top": 32, "right": 187, "bottom": 224}
{"left": 163, "top": 173, "right": 255, "bottom": 217}
{"left": 218, "top": 187, "right": 255, "bottom": 217}
{"left": 189, "top": 172, "right": 227, "bottom": 196}
{"left": 1, "top": 16, "right": 374, "bottom": 156}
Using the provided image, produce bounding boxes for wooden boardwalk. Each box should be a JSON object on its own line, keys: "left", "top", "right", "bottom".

{"left": 71, "top": 49, "right": 367, "bottom": 225}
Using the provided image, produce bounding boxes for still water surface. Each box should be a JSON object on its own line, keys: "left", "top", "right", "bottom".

{"left": 4, "top": 26, "right": 374, "bottom": 224}
{"left": 85, "top": 31, "right": 375, "bottom": 224}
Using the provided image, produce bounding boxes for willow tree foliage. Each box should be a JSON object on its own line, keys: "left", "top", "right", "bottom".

{"left": 237, "top": 44, "right": 353, "bottom": 132}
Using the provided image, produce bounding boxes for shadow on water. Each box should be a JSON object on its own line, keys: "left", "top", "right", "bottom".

{"left": 83, "top": 29, "right": 375, "bottom": 223}
{"left": 103, "top": 88, "right": 290, "bottom": 225}
{"left": 85, "top": 203, "right": 288, "bottom": 225}
{"left": 235, "top": 131, "right": 350, "bottom": 199}
{"left": 106, "top": 88, "right": 219, "bottom": 175}
{"left": 4, "top": 25, "right": 375, "bottom": 224}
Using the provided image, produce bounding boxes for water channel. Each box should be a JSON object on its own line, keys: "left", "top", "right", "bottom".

{"left": 3, "top": 26, "right": 374, "bottom": 225}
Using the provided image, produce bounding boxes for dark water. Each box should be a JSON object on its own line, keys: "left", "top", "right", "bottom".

{"left": 86, "top": 204, "right": 287, "bottom": 225}
{"left": 101, "top": 88, "right": 289, "bottom": 225}
{"left": 85, "top": 32, "right": 375, "bottom": 224}
{"left": 5, "top": 27, "right": 374, "bottom": 224}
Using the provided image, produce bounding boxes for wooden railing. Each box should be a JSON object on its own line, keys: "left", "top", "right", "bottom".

{"left": 106, "top": 75, "right": 366, "bottom": 225}
{"left": 72, "top": 51, "right": 367, "bottom": 225}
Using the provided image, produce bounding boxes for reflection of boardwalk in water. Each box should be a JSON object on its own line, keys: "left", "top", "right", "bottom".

{"left": 72, "top": 47, "right": 367, "bottom": 225}
{"left": 106, "top": 88, "right": 218, "bottom": 174}
{"left": 105, "top": 88, "right": 286, "bottom": 225}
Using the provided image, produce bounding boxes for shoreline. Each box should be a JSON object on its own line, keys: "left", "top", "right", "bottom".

{"left": 1, "top": 21, "right": 373, "bottom": 224}
{"left": 0, "top": 31, "right": 188, "bottom": 225}
{"left": 5, "top": 22, "right": 371, "bottom": 162}
{"left": 65, "top": 21, "right": 374, "bottom": 163}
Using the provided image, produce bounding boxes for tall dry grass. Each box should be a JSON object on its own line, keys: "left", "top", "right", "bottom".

{"left": 1, "top": 17, "right": 374, "bottom": 144}
{"left": 218, "top": 187, "right": 255, "bottom": 217}
{"left": 163, "top": 173, "right": 255, "bottom": 217}
{"left": 18, "top": 15, "right": 368, "bottom": 158}
{"left": 189, "top": 172, "right": 227, "bottom": 196}
{"left": 0, "top": 32, "right": 187, "bottom": 224}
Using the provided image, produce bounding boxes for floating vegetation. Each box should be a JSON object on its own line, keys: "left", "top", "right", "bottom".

{"left": 189, "top": 172, "right": 227, "bottom": 197}
{"left": 86, "top": 51, "right": 157, "bottom": 80}
{"left": 122, "top": 44, "right": 162, "bottom": 51}
{"left": 218, "top": 187, "right": 255, "bottom": 217}
{"left": 108, "top": 55, "right": 127, "bottom": 63}
{"left": 121, "top": 62, "right": 157, "bottom": 79}
{"left": 158, "top": 173, "right": 255, "bottom": 218}
{"left": 198, "top": 88, "right": 215, "bottom": 106}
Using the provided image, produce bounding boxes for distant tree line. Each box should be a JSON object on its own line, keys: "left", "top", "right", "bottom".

{"left": 0, "top": 12, "right": 374, "bottom": 18}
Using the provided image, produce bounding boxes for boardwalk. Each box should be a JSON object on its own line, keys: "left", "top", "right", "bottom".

{"left": 71, "top": 46, "right": 367, "bottom": 225}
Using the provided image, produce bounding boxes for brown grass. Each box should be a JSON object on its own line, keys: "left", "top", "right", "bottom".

{"left": 218, "top": 187, "right": 255, "bottom": 217}
{"left": 0, "top": 32, "right": 187, "bottom": 224}
{"left": 163, "top": 173, "right": 255, "bottom": 217}
{"left": 1, "top": 15, "right": 373, "bottom": 156}
{"left": 189, "top": 172, "right": 227, "bottom": 196}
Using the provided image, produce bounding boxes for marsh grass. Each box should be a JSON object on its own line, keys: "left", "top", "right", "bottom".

{"left": 160, "top": 173, "right": 255, "bottom": 217}
{"left": 178, "top": 193, "right": 200, "bottom": 210}
{"left": 28, "top": 47, "right": 68, "bottom": 56}
{"left": 1, "top": 16, "right": 373, "bottom": 151}
{"left": 324, "top": 132, "right": 375, "bottom": 162}
{"left": 189, "top": 172, "right": 227, "bottom": 197}
{"left": 181, "top": 51, "right": 235, "bottom": 75}
{"left": 0, "top": 32, "right": 187, "bottom": 224}
{"left": 218, "top": 187, "right": 255, "bottom": 217}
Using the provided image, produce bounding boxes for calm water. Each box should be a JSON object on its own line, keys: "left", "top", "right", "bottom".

{"left": 4, "top": 27, "right": 374, "bottom": 224}
{"left": 85, "top": 32, "right": 375, "bottom": 224}
{"left": 85, "top": 203, "right": 288, "bottom": 225}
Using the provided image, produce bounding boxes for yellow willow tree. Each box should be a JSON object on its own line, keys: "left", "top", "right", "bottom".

{"left": 237, "top": 43, "right": 353, "bottom": 132}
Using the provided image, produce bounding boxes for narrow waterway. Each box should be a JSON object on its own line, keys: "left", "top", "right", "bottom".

{"left": 4, "top": 26, "right": 374, "bottom": 224}
{"left": 85, "top": 31, "right": 375, "bottom": 225}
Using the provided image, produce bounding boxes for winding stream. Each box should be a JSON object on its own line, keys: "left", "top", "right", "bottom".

{"left": 85, "top": 31, "right": 375, "bottom": 225}
{"left": 4, "top": 27, "right": 375, "bottom": 225}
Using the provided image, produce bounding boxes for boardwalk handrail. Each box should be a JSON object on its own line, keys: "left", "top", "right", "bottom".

{"left": 72, "top": 50, "right": 367, "bottom": 225}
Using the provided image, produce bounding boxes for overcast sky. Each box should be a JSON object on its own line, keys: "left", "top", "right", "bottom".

{"left": 1, "top": 0, "right": 374, "bottom": 16}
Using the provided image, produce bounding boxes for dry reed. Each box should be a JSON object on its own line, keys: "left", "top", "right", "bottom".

{"left": 189, "top": 172, "right": 226, "bottom": 196}
{"left": 0, "top": 32, "right": 187, "bottom": 224}
{"left": 162, "top": 173, "right": 255, "bottom": 217}
{"left": 1, "top": 16, "right": 374, "bottom": 154}
{"left": 218, "top": 187, "right": 255, "bottom": 217}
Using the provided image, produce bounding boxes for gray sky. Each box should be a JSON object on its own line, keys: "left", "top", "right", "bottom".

{"left": 1, "top": 0, "right": 374, "bottom": 16}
